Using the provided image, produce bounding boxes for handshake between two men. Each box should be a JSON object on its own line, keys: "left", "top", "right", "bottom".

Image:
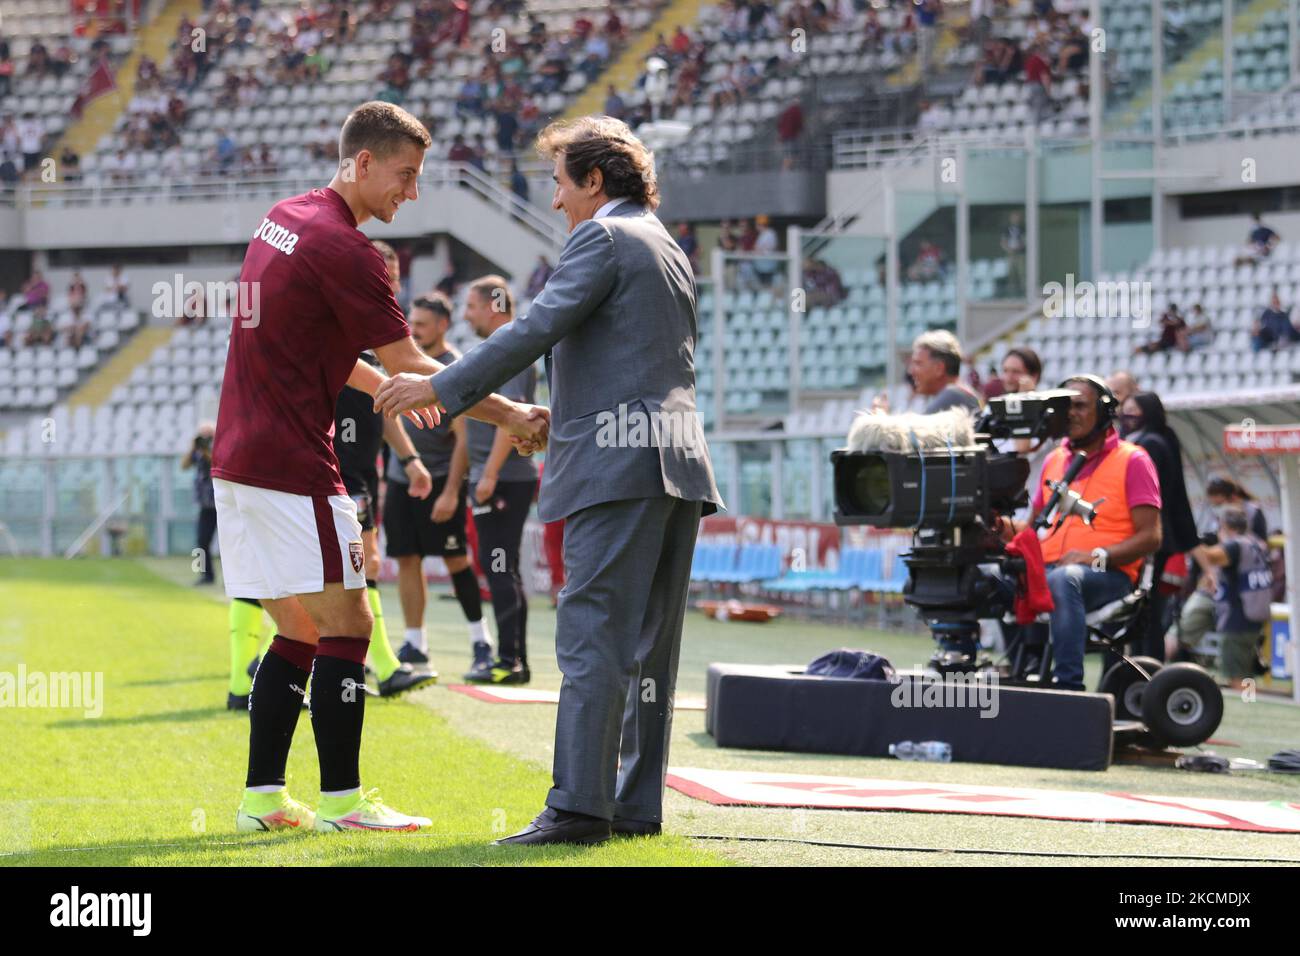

{"left": 373, "top": 370, "right": 551, "bottom": 456}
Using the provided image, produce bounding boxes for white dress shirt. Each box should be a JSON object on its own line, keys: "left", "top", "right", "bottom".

{"left": 593, "top": 197, "right": 627, "bottom": 220}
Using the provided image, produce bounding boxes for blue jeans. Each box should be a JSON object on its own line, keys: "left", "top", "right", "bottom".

{"left": 1046, "top": 564, "right": 1134, "bottom": 689}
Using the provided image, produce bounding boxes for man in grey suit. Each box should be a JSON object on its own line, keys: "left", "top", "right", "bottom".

{"left": 375, "top": 116, "right": 723, "bottom": 845}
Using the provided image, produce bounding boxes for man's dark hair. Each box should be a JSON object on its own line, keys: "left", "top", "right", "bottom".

{"left": 1003, "top": 345, "right": 1042, "bottom": 382}
{"left": 338, "top": 101, "right": 431, "bottom": 162}
{"left": 1206, "top": 476, "right": 1253, "bottom": 501}
{"left": 536, "top": 115, "right": 660, "bottom": 210}
{"left": 412, "top": 291, "right": 452, "bottom": 321}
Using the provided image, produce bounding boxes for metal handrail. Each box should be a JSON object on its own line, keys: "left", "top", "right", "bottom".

{"left": 1, "top": 161, "right": 569, "bottom": 246}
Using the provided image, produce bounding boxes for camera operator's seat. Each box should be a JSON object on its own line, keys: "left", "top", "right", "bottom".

{"left": 1006, "top": 559, "right": 1153, "bottom": 685}
{"left": 1083, "top": 559, "right": 1155, "bottom": 653}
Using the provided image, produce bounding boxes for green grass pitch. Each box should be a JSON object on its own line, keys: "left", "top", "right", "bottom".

{"left": 3, "top": 557, "right": 1299, "bottom": 867}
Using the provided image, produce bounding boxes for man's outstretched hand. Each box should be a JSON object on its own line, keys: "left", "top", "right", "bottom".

{"left": 509, "top": 404, "right": 550, "bottom": 456}
{"left": 375, "top": 372, "right": 440, "bottom": 421}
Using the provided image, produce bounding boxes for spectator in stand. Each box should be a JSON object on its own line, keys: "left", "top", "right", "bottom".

{"left": 448, "top": 133, "right": 473, "bottom": 163}
{"left": 604, "top": 84, "right": 625, "bottom": 119}
{"left": 525, "top": 255, "right": 553, "bottom": 299}
{"left": 1251, "top": 290, "right": 1299, "bottom": 351}
{"left": 494, "top": 103, "right": 519, "bottom": 157}
{"left": 1179, "top": 303, "right": 1213, "bottom": 349}
{"left": 1118, "top": 390, "right": 1200, "bottom": 658}
{"left": 1057, "top": 16, "right": 1090, "bottom": 74}
{"left": 1234, "top": 211, "right": 1281, "bottom": 266}
{"left": 673, "top": 223, "right": 699, "bottom": 274}
{"left": 753, "top": 215, "right": 780, "bottom": 286}
{"left": 470, "top": 133, "right": 488, "bottom": 171}
{"left": 213, "top": 129, "right": 237, "bottom": 170}
{"left": 916, "top": 0, "right": 941, "bottom": 72}
{"left": 917, "top": 99, "right": 944, "bottom": 132}
{"left": 804, "top": 257, "right": 847, "bottom": 307}
{"left": 0, "top": 33, "right": 12, "bottom": 98}
{"left": 67, "top": 271, "right": 87, "bottom": 314}
{"left": 1023, "top": 41, "right": 1053, "bottom": 119}
{"left": 105, "top": 265, "right": 129, "bottom": 306}
{"left": 510, "top": 159, "right": 528, "bottom": 202}
{"left": 777, "top": 98, "right": 803, "bottom": 169}
{"left": 1001, "top": 210, "right": 1026, "bottom": 295}
{"left": 24, "top": 307, "right": 55, "bottom": 346}
{"left": 907, "top": 240, "right": 944, "bottom": 281}
{"left": 910, "top": 330, "right": 982, "bottom": 414}
{"left": 1135, "top": 303, "right": 1186, "bottom": 354}
{"left": 671, "top": 24, "right": 692, "bottom": 59}
{"left": 57, "top": 145, "right": 81, "bottom": 182}
{"left": 16, "top": 112, "right": 43, "bottom": 174}
{"left": 21, "top": 271, "right": 50, "bottom": 313}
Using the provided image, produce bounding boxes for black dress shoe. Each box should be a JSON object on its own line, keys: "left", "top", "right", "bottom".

{"left": 611, "top": 818, "right": 661, "bottom": 837}
{"left": 494, "top": 806, "right": 611, "bottom": 846}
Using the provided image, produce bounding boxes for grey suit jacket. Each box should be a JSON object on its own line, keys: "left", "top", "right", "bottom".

{"left": 430, "top": 201, "right": 723, "bottom": 523}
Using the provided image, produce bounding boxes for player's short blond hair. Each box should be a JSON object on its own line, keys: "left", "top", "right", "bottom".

{"left": 339, "top": 101, "right": 431, "bottom": 161}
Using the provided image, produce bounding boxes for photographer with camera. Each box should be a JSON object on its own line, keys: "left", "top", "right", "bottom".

{"left": 1003, "top": 375, "right": 1163, "bottom": 690}
{"left": 182, "top": 422, "right": 218, "bottom": 586}
{"left": 1188, "top": 506, "right": 1272, "bottom": 688}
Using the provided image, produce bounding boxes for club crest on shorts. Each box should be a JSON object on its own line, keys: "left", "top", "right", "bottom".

{"left": 349, "top": 540, "right": 364, "bottom": 573}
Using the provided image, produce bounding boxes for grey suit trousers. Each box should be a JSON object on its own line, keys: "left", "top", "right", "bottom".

{"left": 545, "top": 494, "right": 702, "bottom": 821}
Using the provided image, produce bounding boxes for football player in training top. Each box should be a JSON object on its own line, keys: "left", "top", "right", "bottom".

{"left": 224, "top": 242, "right": 434, "bottom": 708}
{"left": 212, "top": 101, "right": 549, "bottom": 834}
{"left": 380, "top": 291, "right": 497, "bottom": 680}
{"left": 333, "top": 239, "right": 440, "bottom": 697}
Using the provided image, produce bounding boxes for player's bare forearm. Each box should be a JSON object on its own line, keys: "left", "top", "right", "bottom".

{"left": 349, "top": 356, "right": 438, "bottom": 429}
{"left": 485, "top": 427, "right": 514, "bottom": 479}
{"left": 347, "top": 358, "right": 386, "bottom": 396}
{"left": 447, "top": 418, "right": 469, "bottom": 488}
{"left": 382, "top": 415, "right": 418, "bottom": 459}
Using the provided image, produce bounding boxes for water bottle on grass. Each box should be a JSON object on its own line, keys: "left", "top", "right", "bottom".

{"left": 888, "top": 740, "right": 952, "bottom": 763}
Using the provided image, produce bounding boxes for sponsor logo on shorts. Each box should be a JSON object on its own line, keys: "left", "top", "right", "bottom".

{"left": 348, "top": 540, "right": 364, "bottom": 573}
{"left": 445, "top": 535, "right": 459, "bottom": 549}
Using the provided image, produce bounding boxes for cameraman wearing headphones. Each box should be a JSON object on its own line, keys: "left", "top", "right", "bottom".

{"left": 1002, "top": 375, "right": 1163, "bottom": 690}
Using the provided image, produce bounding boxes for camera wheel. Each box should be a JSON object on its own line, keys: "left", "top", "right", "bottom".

{"left": 1139, "top": 663, "right": 1223, "bottom": 748}
{"left": 1097, "top": 656, "right": 1163, "bottom": 721}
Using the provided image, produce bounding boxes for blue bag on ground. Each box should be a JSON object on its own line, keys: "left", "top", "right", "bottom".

{"left": 806, "top": 649, "right": 895, "bottom": 680}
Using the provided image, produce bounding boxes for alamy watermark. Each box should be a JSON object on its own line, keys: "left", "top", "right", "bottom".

{"left": 1042, "top": 274, "right": 1153, "bottom": 328}
{"left": 889, "top": 669, "right": 1000, "bottom": 719}
{"left": 0, "top": 665, "right": 104, "bottom": 718}
{"left": 152, "top": 274, "right": 261, "bottom": 328}
{"left": 594, "top": 403, "right": 705, "bottom": 459}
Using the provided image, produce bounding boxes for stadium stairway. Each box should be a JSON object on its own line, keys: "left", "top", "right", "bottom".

{"left": 65, "top": 325, "right": 175, "bottom": 410}
{"left": 1110, "top": 0, "right": 1284, "bottom": 132}
{"left": 887, "top": 11, "right": 968, "bottom": 92}
{"left": 562, "top": 0, "right": 711, "bottom": 119}
{"left": 57, "top": 0, "right": 206, "bottom": 162}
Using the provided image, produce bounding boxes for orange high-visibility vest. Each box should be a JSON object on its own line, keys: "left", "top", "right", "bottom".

{"left": 1038, "top": 441, "right": 1145, "bottom": 583}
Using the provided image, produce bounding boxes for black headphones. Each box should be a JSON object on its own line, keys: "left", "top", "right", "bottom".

{"left": 1058, "top": 373, "right": 1118, "bottom": 430}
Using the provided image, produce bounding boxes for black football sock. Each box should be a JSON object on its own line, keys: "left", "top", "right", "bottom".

{"left": 310, "top": 636, "right": 369, "bottom": 793}
{"left": 450, "top": 566, "right": 484, "bottom": 624}
{"left": 246, "top": 636, "right": 315, "bottom": 788}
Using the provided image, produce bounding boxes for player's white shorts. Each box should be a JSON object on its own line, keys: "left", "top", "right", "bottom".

{"left": 214, "top": 478, "right": 366, "bottom": 599}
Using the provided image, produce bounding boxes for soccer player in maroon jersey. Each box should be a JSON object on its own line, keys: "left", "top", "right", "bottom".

{"left": 215, "top": 101, "right": 548, "bottom": 833}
